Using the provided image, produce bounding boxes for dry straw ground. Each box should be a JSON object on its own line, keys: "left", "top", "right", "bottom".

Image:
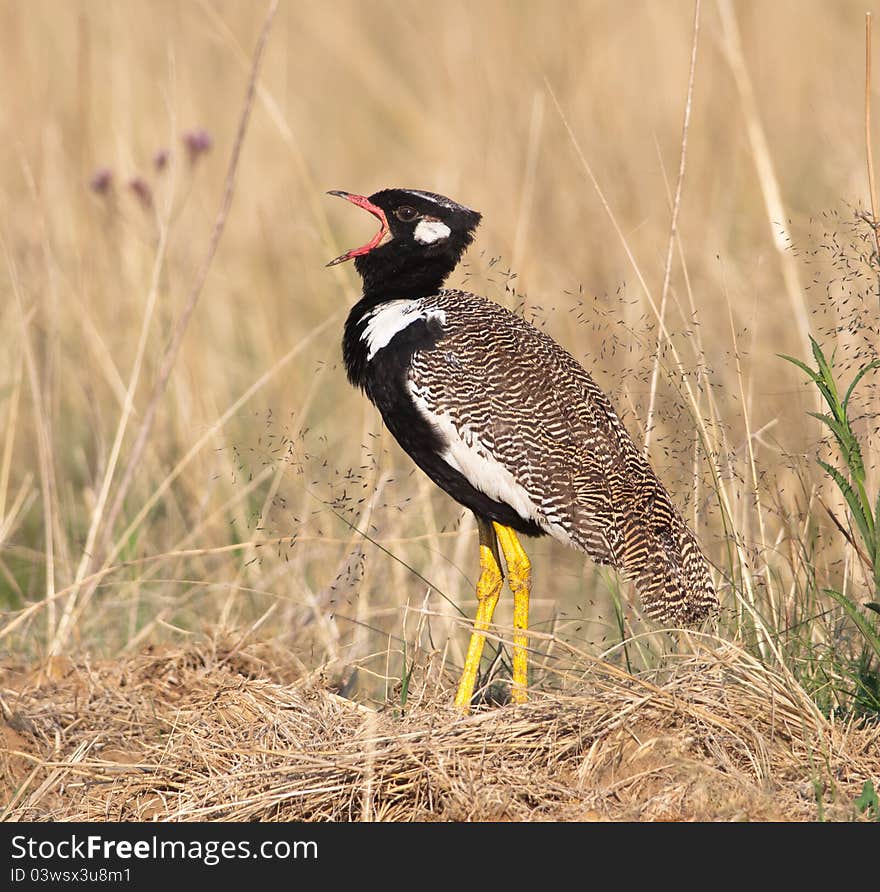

{"left": 2, "top": 640, "right": 877, "bottom": 821}
{"left": 1, "top": 1, "right": 879, "bottom": 821}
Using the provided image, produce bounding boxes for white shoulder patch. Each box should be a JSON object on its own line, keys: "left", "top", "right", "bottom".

{"left": 360, "top": 301, "right": 446, "bottom": 361}
{"left": 414, "top": 219, "right": 451, "bottom": 244}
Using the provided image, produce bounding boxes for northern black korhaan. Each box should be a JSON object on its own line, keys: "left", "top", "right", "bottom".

{"left": 327, "top": 187, "right": 717, "bottom": 711}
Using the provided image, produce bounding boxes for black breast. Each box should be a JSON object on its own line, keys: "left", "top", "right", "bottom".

{"left": 342, "top": 297, "right": 543, "bottom": 536}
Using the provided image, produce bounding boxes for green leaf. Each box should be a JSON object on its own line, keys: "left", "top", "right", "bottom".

{"left": 825, "top": 588, "right": 880, "bottom": 659}
{"left": 781, "top": 343, "right": 880, "bottom": 599}
{"left": 779, "top": 350, "right": 841, "bottom": 415}
{"left": 810, "top": 338, "right": 841, "bottom": 404}
{"left": 805, "top": 410, "right": 836, "bottom": 430}
{"left": 855, "top": 779, "right": 879, "bottom": 820}
{"left": 400, "top": 660, "right": 412, "bottom": 711}
{"left": 779, "top": 352, "right": 823, "bottom": 385}
{"left": 874, "top": 488, "right": 880, "bottom": 562}
{"left": 399, "top": 638, "right": 412, "bottom": 712}
{"left": 843, "top": 359, "right": 880, "bottom": 410}
{"left": 818, "top": 460, "right": 872, "bottom": 548}
{"left": 807, "top": 412, "right": 856, "bottom": 466}
{"left": 809, "top": 335, "right": 826, "bottom": 369}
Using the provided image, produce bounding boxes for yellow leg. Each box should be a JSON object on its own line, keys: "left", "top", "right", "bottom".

{"left": 454, "top": 518, "right": 503, "bottom": 712}
{"left": 493, "top": 524, "right": 531, "bottom": 703}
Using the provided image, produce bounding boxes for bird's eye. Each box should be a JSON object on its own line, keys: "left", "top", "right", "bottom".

{"left": 394, "top": 206, "right": 418, "bottom": 222}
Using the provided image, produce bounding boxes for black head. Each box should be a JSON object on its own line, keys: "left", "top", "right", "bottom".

{"left": 327, "top": 188, "right": 482, "bottom": 298}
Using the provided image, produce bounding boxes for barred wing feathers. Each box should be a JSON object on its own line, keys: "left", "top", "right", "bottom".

{"left": 407, "top": 290, "right": 717, "bottom": 626}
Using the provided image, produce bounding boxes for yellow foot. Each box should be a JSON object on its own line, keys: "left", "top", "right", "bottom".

{"left": 454, "top": 518, "right": 503, "bottom": 711}
{"left": 454, "top": 519, "right": 533, "bottom": 712}
{"left": 493, "top": 523, "right": 531, "bottom": 704}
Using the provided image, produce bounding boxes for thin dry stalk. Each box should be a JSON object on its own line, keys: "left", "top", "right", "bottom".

{"left": 511, "top": 90, "right": 545, "bottom": 275}
{"left": 544, "top": 79, "right": 716, "bottom": 462}
{"left": 0, "top": 343, "right": 23, "bottom": 526}
{"left": 865, "top": 13, "right": 880, "bottom": 263}
{"left": 547, "top": 78, "right": 776, "bottom": 662}
{"left": 717, "top": 0, "right": 811, "bottom": 357}
{"left": 196, "top": 0, "right": 361, "bottom": 304}
{"left": 54, "top": 172, "right": 172, "bottom": 657}
{"left": 725, "top": 285, "right": 776, "bottom": 653}
{"left": 9, "top": 262, "right": 58, "bottom": 644}
{"left": 643, "top": 0, "right": 701, "bottom": 455}
{"left": 49, "top": 1, "right": 281, "bottom": 654}
{"left": 94, "top": 0, "right": 280, "bottom": 591}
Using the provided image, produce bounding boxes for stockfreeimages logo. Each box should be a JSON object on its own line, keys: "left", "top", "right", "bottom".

{"left": 10, "top": 835, "right": 318, "bottom": 867}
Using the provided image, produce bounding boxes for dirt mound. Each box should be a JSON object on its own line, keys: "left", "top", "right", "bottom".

{"left": 1, "top": 642, "right": 876, "bottom": 821}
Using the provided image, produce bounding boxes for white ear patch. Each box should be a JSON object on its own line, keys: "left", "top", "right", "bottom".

{"left": 414, "top": 219, "right": 451, "bottom": 244}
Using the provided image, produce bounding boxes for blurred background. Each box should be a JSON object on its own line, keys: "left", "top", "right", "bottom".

{"left": 1, "top": 0, "right": 878, "bottom": 707}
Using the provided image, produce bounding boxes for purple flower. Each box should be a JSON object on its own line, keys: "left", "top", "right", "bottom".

{"left": 183, "top": 128, "right": 213, "bottom": 163}
{"left": 153, "top": 149, "right": 170, "bottom": 172}
{"left": 89, "top": 167, "right": 113, "bottom": 194}
{"left": 128, "top": 176, "right": 153, "bottom": 209}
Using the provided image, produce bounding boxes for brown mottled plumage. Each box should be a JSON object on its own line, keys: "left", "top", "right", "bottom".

{"left": 330, "top": 185, "right": 716, "bottom": 685}
{"left": 403, "top": 289, "right": 717, "bottom": 625}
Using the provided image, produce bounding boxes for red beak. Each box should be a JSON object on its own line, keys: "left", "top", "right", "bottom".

{"left": 326, "top": 191, "right": 390, "bottom": 266}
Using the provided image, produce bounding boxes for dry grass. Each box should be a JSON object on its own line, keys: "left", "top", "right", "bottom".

{"left": 1, "top": 1, "right": 880, "bottom": 821}
{"left": 1, "top": 640, "right": 875, "bottom": 822}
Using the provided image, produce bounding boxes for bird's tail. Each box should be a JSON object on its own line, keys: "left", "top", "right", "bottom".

{"left": 623, "top": 519, "right": 718, "bottom": 626}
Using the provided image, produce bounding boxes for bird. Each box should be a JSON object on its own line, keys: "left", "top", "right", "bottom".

{"left": 326, "top": 187, "right": 717, "bottom": 711}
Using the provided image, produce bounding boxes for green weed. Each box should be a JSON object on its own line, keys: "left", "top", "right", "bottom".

{"left": 781, "top": 337, "right": 880, "bottom": 717}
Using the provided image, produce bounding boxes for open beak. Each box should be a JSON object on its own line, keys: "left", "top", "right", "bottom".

{"left": 326, "top": 191, "right": 391, "bottom": 266}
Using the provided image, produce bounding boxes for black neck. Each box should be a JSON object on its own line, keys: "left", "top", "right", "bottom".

{"left": 355, "top": 251, "right": 453, "bottom": 302}
{"left": 343, "top": 218, "right": 478, "bottom": 389}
